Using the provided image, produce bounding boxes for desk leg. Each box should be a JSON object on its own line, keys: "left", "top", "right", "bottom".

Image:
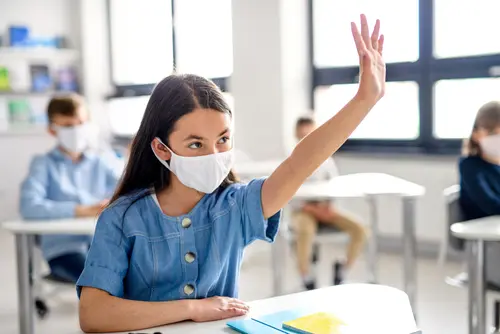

{"left": 272, "top": 208, "right": 288, "bottom": 296}
{"left": 402, "top": 197, "right": 417, "bottom": 321}
{"left": 366, "top": 196, "right": 378, "bottom": 283}
{"left": 16, "top": 234, "right": 34, "bottom": 334}
{"left": 467, "top": 240, "right": 485, "bottom": 334}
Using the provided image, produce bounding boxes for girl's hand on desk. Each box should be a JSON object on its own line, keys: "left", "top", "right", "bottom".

{"left": 190, "top": 296, "right": 250, "bottom": 322}
{"left": 352, "top": 14, "right": 385, "bottom": 103}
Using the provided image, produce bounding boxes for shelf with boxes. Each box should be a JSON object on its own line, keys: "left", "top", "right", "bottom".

{"left": 0, "top": 48, "right": 80, "bottom": 136}
{"left": 0, "top": 25, "right": 81, "bottom": 136}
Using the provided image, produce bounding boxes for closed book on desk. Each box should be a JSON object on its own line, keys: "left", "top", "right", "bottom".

{"left": 227, "top": 318, "right": 285, "bottom": 333}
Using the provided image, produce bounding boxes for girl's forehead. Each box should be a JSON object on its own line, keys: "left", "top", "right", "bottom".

{"left": 172, "top": 109, "right": 232, "bottom": 134}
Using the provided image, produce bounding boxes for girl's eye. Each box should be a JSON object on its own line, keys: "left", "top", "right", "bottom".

{"left": 218, "top": 136, "right": 230, "bottom": 144}
{"left": 188, "top": 142, "right": 202, "bottom": 149}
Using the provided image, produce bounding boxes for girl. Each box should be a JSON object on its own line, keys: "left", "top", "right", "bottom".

{"left": 459, "top": 101, "right": 500, "bottom": 288}
{"left": 77, "top": 15, "right": 385, "bottom": 333}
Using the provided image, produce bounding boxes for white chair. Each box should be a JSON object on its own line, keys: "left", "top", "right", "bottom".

{"left": 437, "top": 185, "right": 464, "bottom": 266}
{"left": 280, "top": 208, "right": 362, "bottom": 286}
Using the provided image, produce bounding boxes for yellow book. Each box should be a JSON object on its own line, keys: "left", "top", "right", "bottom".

{"left": 282, "top": 312, "right": 346, "bottom": 334}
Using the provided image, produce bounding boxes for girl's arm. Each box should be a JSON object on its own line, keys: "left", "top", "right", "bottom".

{"left": 79, "top": 287, "right": 248, "bottom": 333}
{"left": 261, "top": 14, "right": 385, "bottom": 218}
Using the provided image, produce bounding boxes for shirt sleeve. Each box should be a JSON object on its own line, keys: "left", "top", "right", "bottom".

{"left": 234, "top": 178, "right": 282, "bottom": 246}
{"left": 19, "top": 156, "right": 77, "bottom": 219}
{"left": 460, "top": 159, "right": 500, "bottom": 216}
{"left": 76, "top": 206, "right": 130, "bottom": 298}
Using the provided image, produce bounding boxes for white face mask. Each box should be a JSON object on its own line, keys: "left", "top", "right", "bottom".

{"left": 54, "top": 124, "right": 89, "bottom": 154}
{"left": 152, "top": 138, "right": 235, "bottom": 193}
{"left": 480, "top": 134, "right": 500, "bottom": 158}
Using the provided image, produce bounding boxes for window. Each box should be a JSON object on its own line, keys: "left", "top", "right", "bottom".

{"left": 107, "top": 0, "right": 232, "bottom": 95}
{"left": 109, "top": 0, "right": 173, "bottom": 86}
{"left": 315, "top": 82, "right": 419, "bottom": 139}
{"left": 434, "top": 0, "right": 500, "bottom": 59}
{"left": 107, "top": 0, "right": 233, "bottom": 137}
{"left": 434, "top": 78, "right": 500, "bottom": 139}
{"left": 313, "top": 0, "right": 419, "bottom": 67}
{"left": 310, "top": 0, "right": 500, "bottom": 153}
{"left": 174, "top": 0, "right": 233, "bottom": 78}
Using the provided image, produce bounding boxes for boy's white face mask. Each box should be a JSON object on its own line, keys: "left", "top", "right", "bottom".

{"left": 480, "top": 134, "right": 500, "bottom": 158}
{"left": 152, "top": 137, "right": 235, "bottom": 193}
{"left": 54, "top": 124, "right": 89, "bottom": 154}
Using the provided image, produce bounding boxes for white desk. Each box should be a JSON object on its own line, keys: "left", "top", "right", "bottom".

{"left": 104, "top": 284, "right": 419, "bottom": 334}
{"left": 236, "top": 162, "right": 424, "bottom": 319}
{"left": 451, "top": 216, "right": 500, "bottom": 334}
{"left": 2, "top": 218, "right": 96, "bottom": 334}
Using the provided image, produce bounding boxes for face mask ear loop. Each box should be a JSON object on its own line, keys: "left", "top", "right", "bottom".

{"left": 152, "top": 137, "right": 174, "bottom": 171}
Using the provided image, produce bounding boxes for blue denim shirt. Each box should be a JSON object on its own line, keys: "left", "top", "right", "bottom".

{"left": 76, "top": 178, "right": 281, "bottom": 301}
{"left": 19, "top": 148, "right": 121, "bottom": 261}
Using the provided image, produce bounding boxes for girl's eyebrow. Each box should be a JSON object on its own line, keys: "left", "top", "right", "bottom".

{"left": 183, "top": 134, "right": 204, "bottom": 141}
{"left": 183, "top": 128, "right": 229, "bottom": 141}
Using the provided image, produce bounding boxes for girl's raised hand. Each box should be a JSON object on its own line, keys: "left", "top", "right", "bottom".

{"left": 351, "top": 14, "right": 386, "bottom": 103}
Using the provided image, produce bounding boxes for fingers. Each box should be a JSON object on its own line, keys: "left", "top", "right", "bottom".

{"left": 360, "top": 14, "right": 371, "bottom": 50}
{"left": 228, "top": 298, "right": 250, "bottom": 311}
{"left": 378, "top": 34, "right": 384, "bottom": 55}
{"left": 371, "top": 19, "right": 380, "bottom": 51}
{"left": 351, "top": 22, "right": 367, "bottom": 57}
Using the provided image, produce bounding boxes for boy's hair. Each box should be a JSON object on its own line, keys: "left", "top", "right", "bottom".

{"left": 47, "top": 94, "right": 84, "bottom": 122}
{"left": 296, "top": 116, "right": 315, "bottom": 129}
{"left": 463, "top": 101, "right": 500, "bottom": 156}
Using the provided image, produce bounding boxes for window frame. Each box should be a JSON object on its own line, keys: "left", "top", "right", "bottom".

{"left": 309, "top": 0, "right": 500, "bottom": 154}
{"left": 105, "top": 0, "right": 229, "bottom": 99}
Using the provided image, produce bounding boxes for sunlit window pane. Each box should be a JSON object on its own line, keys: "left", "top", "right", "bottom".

{"left": 109, "top": 0, "right": 173, "bottom": 85}
{"left": 434, "top": 78, "right": 500, "bottom": 139}
{"left": 434, "top": 0, "right": 500, "bottom": 58}
{"left": 174, "top": 0, "right": 233, "bottom": 78}
{"left": 315, "top": 82, "right": 419, "bottom": 139}
{"left": 313, "top": 0, "right": 419, "bottom": 67}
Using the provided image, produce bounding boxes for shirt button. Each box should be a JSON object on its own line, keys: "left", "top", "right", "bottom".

{"left": 181, "top": 218, "right": 192, "bottom": 228}
{"left": 185, "top": 252, "right": 196, "bottom": 263}
{"left": 183, "top": 284, "right": 195, "bottom": 296}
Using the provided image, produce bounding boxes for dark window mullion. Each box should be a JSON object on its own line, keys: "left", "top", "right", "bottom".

{"left": 418, "top": 0, "right": 433, "bottom": 150}
{"left": 315, "top": 63, "right": 421, "bottom": 86}
{"left": 171, "top": 0, "right": 177, "bottom": 70}
{"left": 430, "top": 56, "right": 500, "bottom": 80}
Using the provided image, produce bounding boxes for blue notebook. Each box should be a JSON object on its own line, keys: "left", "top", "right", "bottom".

{"left": 254, "top": 309, "right": 314, "bottom": 333}
{"left": 227, "top": 309, "right": 314, "bottom": 334}
{"left": 227, "top": 318, "right": 285, "bottom": 333}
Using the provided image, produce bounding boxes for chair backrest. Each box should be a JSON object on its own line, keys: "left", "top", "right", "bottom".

{"left": 443, "top": 185, "right": 466, "bottom": 251}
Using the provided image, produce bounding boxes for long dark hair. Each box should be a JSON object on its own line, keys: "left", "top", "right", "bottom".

{"left": 110, "top": 74, "right": 238, "bottom": 206}
{"left": 463, "top": 101, "right": 500, "bottom": 156}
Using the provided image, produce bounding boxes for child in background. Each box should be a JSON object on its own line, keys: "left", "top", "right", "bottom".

{"left": 293, "top": 116, "right": 367, "bottom": 290}
{"left": 19, "top": 94, "right": 120, "bottom": 283}
{"left": 459, "top": 101, "right": 500, "bottom": 287}
{"left": 77, "top": 15, "right": 385, "bottom": 333}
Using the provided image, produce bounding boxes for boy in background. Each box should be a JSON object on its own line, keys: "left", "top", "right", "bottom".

{"left": 293, "top": 116, "right": 367, "bottom": 289}
{"left": 20, "top": 94, "right": 120, "bottom": 283}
